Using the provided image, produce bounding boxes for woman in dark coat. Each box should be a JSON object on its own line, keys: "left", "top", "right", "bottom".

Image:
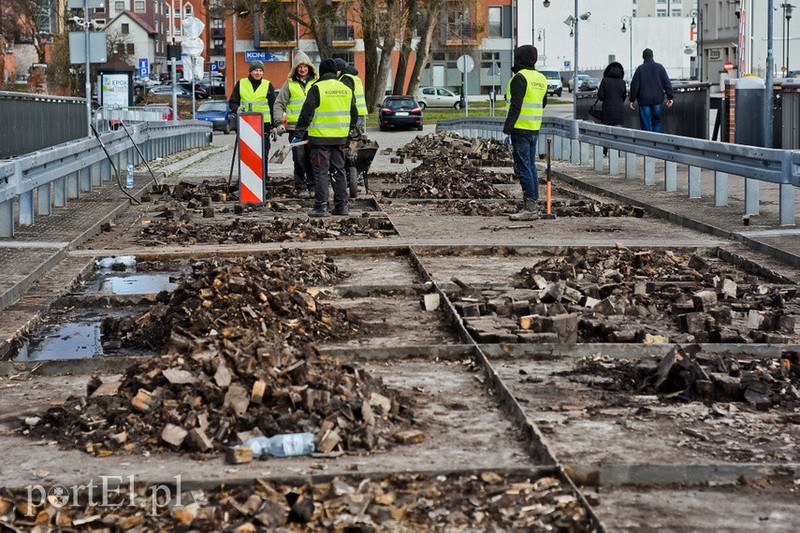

{"left": 597, "top": 61, "right": 627, "bottom": 155}
{"left": 598, "top": 61, "right": 627, "bottom": 126}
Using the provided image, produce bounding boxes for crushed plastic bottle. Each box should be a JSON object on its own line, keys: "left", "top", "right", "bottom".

{"left": 239, "top": 433, "right": 315, "bottom": 459}
{"left": 126, "top": 162, "right": 134, "bottom": 189}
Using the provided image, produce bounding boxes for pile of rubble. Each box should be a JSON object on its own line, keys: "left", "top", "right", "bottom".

{"left": 433, "top": 198, "right": 646, "bottom": 218}
{"left": 25, "top": 251, "right": 419, "bottom": 457}
{"left": 137, "top": 214, "right": 396, "bottom": 246}
{"left": 397, "top": 132, "right": 512, "bottom": 167}
{"left": 561, "top": 346, "right": 800, "bottom": 410}
{"left": 380, "top": 156, "right": 511, "bottom": 200}
{"left": 449, "top": 248, "right": 800, "bottom": 344}
{"left": 0, "top": 471, "right": 593, "bottom": 530}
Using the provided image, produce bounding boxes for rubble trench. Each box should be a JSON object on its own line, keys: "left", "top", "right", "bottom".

{"left": 1, "top": 132, "right": 800, "bottom": 529}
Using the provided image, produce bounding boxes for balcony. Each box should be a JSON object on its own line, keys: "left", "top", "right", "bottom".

{"left": 332, "top": 24, "right": 355, "bottom": 47}
{"left": 210, "top": 28, "right": 225, "bottom": 38}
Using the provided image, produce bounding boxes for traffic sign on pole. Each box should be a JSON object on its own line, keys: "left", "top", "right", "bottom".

{"left": 723, "top": 61, "right": 734, "bottom": 72}
{"left": 138, "top": 58, "right": 149, "bottom": 78}
{"left": 238, "top": 113, "right": 266, "bottom": 205}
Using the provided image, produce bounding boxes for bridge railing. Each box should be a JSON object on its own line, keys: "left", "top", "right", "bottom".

{"left": 436, "top": 117, "right": 798, "bottom": 226}
{"left": 0, "top": 120, "right": 212, "bottom": 237}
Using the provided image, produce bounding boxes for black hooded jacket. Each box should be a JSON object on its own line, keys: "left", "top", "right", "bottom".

{"left": 503, "top": 45, "right": 547, "bottom": 135}
{"left": 597, "top": 61, "right": 627, "bottom": 126}
{"left": 294, "top": 59, "right": 357, "bottom": 146}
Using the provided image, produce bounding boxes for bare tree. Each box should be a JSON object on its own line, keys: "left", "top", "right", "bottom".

{"left": 405, "top": 0, "right": 442, "bottom": 97}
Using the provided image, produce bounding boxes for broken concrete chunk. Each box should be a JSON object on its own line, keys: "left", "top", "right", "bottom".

{"left": 369, "top": 392, "right": 392, "bottom": 415}
{"left": 225, "top": 446, "right": 253, "bottom": 464}
{"left": 161, "top": 424, "right": 188, "bottom": 448}
{"left": 422, "top": 293, "right": 441, "bottom": 311}
{"left": 162, "top": 368, "right": 197, "bottom": 385}
{"left": 393, "top": 430, "right": 425, "bottom": 444}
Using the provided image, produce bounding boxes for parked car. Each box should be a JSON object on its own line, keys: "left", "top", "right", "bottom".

{"left": 579, "top": 77, "right": 600, "bottom": 92}
{"left": 177, "top": 82, "right": 209, "bottom": 99}
{"left": 378, "top": 96, "right": 423, "bottom": 131}
{"left": 538, "top": 70, "right": 563, "bottom": 97}
{"left": 568, "top": 73, "right": 590, "bottom": 93}
{"left": 196, "top": 100, "right": 236, "bottom": 134}
{"left": 148, "top": 85, "right": 192, "bottom": 98}
{"left": 415, "top": 86, "right": 462, "bottom": 109}
{"left": 143, "top": 103, "right": 174, "bottom": 121}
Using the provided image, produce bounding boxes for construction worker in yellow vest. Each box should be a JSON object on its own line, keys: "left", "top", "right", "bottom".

{"left": 503, "top": 45, "right": 547, "bottom": 221}
{"left": 293, "top": 58, "right": 358, "bottom": 217}
{"left": 229, "top": 61, "right": 277, "bottom": 186}
{"left": 334, "top": 58, "right": 368, "bottom": 136}
{"left": 273, "top": 51, "right": 317, "bottom": 197}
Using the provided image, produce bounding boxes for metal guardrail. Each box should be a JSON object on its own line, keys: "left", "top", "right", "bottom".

{"left": 436, "top": 117, "right": 799, "bottom": 226}
{"left": 0, "top": 120, "right": 212, "bottom": 237}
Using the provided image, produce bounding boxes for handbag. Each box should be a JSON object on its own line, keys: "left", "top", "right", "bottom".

{"left": 589, "top": 99, "right": 603, "bottom": 121}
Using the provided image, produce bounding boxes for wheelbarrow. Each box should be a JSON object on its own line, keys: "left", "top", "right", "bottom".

{"left": 345, "top": 138, "right": 379, "bottom": 198}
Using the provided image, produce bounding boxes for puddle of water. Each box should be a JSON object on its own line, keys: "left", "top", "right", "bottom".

{"left": 17, "top": 322, "right": 103, "bottom": 361}
{"left": 97, "top": 273, "right": 178, "bottom": 295}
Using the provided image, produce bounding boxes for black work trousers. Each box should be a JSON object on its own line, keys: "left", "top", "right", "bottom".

{"left": 288, "top": 129, "right": 313, "bottom": 192}
{"left": 310, "top": 144, "right": 347, "bottom": 211}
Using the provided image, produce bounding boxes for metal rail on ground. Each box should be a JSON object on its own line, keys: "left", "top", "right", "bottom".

{"left": 436, "top": 117, "right": 799, "bottom": 226}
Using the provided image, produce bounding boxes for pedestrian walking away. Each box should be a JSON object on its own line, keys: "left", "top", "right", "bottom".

{"left": 628, "top": 48, "right": 673, "bottom": 132}
{"left": 273, "top": 51, "right": 318, "bottom": 198}
{"left": 597, "top": 61, "right": 627, "bottom": 155}
{"left": 293, "top": 58, "right": 358, "bottom": 217}
{"left": 229, "top": 61, "right": 278, "bottom": 190}
{"left": 503, "top": 44, "right": 548, "bottom": 221}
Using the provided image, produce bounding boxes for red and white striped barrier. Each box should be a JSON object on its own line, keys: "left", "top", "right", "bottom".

{"left": 238, "top": 113, "right": 265, "bottom": 205}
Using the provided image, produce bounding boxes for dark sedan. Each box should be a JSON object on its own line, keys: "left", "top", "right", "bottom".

{"left": 579, "top": 77, "right": 600, "bottom": 91}
{"left": 378, "top": 96, "right": 423, "bottom": 131}
{"left": 148, "top": 85, "right": 192, "bottom": 98}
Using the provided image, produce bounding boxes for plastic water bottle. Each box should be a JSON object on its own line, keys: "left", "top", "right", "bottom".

{"left": 239, "top": 433, "right": 315, "bottom": 458}
{"left": 126, "top": 162, "right": 134, "bottom": 189}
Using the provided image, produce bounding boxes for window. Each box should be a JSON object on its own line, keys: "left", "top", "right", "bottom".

{"left": 487, "top": 7, "right": 502, "bottom": 38}
{"left": 134, "top": 0, "right": 145, "bottom": 13}
{"left": 94, "top": 5, "right": 105, "bottom": 13}
{"left": 121, "top": 23, "right": 129, "bottom": 34}
{"left": 212, "top": 39, "right": 224, "bottom": 55}
{"left": 656, "top": 9, "right": 666, "bottom": 16}
{"left": 114, "top": 1, "right": 124, "bottom": 12}
{"left": 183, "top": 3, "right": 193, "bottom": 16}
{"left": 126, "top": 43, "right": 134, "bottom": 54}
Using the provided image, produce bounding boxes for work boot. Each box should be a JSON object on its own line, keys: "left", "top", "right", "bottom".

{"left": 332, "top": 205, "right": 349, "bottom": 216}
{"left": 308, "top": 204, "right": 329, "bottom": 217}
{"left": 509, "top": 199, "right": 539, "bottom": 221}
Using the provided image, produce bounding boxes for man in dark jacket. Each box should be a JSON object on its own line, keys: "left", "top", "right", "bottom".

{"left": 629, "top": 48, "right": 673, "bottom": 132}
{"left": 503, "top": 45, "right": 547, "bottom": 221}
{"left": 293, "top": 58, "right": 358, "bottom": 217}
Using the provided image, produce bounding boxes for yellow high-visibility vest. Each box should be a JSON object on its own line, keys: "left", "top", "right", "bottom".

{"left": 342, "top": 73, "right": 368, "bottom": 116}
{"left": 506, "top": 70, "right": 546, "bottom": 131}
{"left": 308, "top": 79, "right": 353, "bottom": 139}
{"left": 239, "top": 78, "right": 272, "bottom": 123}
{"left": 285, "top": 79, "right": 314, "bottom": 126}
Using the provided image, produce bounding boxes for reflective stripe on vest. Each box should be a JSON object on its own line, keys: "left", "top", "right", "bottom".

{"left": 285, "top": 79, "right": 313, "bottom": 126}
{"left": 512, "top": 70, "right": 546, "bottom": 131}
{"left": 344, "top": 73, "right": 368, "bottom": 116}
{"left": 239, "top": 78, "right": 272, "bottom": 123}
{"left": 308, "top": 79, "right": 353, "bottom": 138}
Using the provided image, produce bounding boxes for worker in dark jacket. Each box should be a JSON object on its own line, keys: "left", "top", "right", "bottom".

{"left": 597, "top": 61, "right": 628, "bottom": 155}
{"left": 229, "top": 61, "right": 278, "bottom": 183}
{"left": 503, "top": 44, "right": 548, "bottom": 221}
{"left": 629, "top": 48, "right": 673, "bottom": 132}
{"left": 293, "top": 58, "right": 358, "bottom": 217}
{"left": 336, "top": 59, "right": 368, "bottom": 134}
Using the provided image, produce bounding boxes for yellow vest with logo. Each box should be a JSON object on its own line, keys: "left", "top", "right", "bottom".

{"left": 308, "top": 79, "right": 353, "bottom": 139}
{"left": 286, "top": 79, "right": 314, "bottom": 127}
{"left": 239, "top": 77, "right": 272, "bottom": 123}
{"left": 343, "top": 73, "right": 368, "bottom": 116}
{"left": 507, "top": 70, "right": 546, "bottom": 131}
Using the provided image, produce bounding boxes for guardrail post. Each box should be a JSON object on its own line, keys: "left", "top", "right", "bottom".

{"left": 664, "top": 162, "right": 677, "bottom": 192}
{"left": 100, "top": 159, "right": 111, "bottom": 182}
{"left": 688, "top": 166, "right": 701, "bottom": 198}
{"left": 625, "top": 152, "right": 637, "bottom": 179}
{"left": 67, "top": 171, "right": 79, "bottom": 199}
{"left": 580, "top": 142, "right": 590, "bottom": 165}
{"left": 0, "top": 200, "right": 12, "bottom": 237}
{"left": 79, "top": 167, "right": 91, "bottom": 193}
{"left": 570, "top": 139, "right": 580, "bottom": 164}
{"left": 644, "top": 157, "right": 656, "bottom": 185}
{"left": 744, "top": 179, "right": 760, "bottom": 214}
{"left": 19, "top": 191, "right": 33, "bottom": 225}
{"left": 608, "top": 149, "right": 620, "bottom": 175}
{"left": 91, "top": 162, "right": 102, "bottom": 187}
{"left": 37, "top": 183, "right": 51, "bottom": 215}
{"left": 779, "top": 184, "right": 795, "bottom": 226}
{"left": 53, "top": 177, "right": 66, "bottom": 207}
{"left": 714, "top": 172, "right": 728, "bottom": 206}
{"left": 593, "top": 145, "right": 603, "bottom": 172}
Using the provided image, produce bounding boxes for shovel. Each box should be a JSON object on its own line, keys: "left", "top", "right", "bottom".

{"left": 269, "top": 140, "right": 308, "bottom": 164}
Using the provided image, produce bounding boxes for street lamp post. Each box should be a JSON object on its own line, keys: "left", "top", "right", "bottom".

{"left": 620, "top": 16, "right": 632, "bottom": 81}
{"left": 690, "top": 9, "right": 703, "bottom": 81}
{"left": 782, "top": 3, "right": 796, "bottom": 75}
{"left": 537, "top": 28, "right": 546, "bottom": 66}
